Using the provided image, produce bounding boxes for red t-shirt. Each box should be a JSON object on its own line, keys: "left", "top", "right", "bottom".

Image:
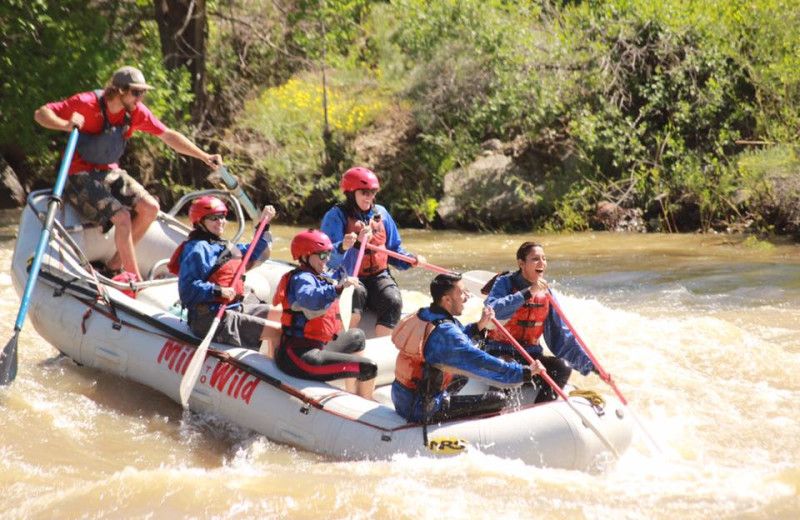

{"left": 46, "top": 91, "right": 167, "bottom": 174}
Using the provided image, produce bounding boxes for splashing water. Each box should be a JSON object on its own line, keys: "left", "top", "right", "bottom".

{"left": 2, "top": 213, "right": 798, "bottom": 519}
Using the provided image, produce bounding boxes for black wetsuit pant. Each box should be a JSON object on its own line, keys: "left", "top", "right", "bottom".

{"left": 352, "top": 269, "right": 403, "bottom": 329}
{"left": 486, "top": 347, "right": 573, "bottom": 403}
{"left": 275, "top": 329, "right": 377, "bottom": 382}
{"left": 427, "top": 376, "right": 508, "bottom": 421}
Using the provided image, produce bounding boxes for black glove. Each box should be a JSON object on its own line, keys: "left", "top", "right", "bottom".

{"left": 522, "top": 365, "right": 534, "bottom": 383}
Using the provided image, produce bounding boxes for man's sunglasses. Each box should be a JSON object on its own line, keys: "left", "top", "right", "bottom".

{"left": 204, "top": 213, "right": 226, "bottom": 222}
{"left": 130, "top": 89, "right": 146, "bottom": 98}
{"left": 316, "top": 251, "right": 331, "bottom": 261}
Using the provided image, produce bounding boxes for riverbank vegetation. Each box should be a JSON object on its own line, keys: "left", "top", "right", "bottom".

{"left": 2, "top": 0, "right": 798, "bottom": 235}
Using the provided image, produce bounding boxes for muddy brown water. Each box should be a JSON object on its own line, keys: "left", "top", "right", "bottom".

{"left": 1, "top": 210, "right": 798, "bottom": 519}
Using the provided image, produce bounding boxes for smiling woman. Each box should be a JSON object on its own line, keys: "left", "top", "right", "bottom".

{"left": 172, "top": 196, "right": 280, "bottom": 371}
{"left": 481, "top": 241, "right": 596, "bottom": 403}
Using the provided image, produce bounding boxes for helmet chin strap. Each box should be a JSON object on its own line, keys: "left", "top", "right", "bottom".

{"left": 197, "top": 221, "right": 214, "bottom": 235}
{"left": 300, "top": 256, "right": 317, "bottom": 274}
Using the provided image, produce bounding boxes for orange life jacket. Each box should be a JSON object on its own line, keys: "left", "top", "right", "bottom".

{"left": 273, "top": 267, "right": 340, "bottom": 343}
{"left": 392, "top": 312, "right": 453, "bottom": 392}
{"left": 168, "top": 241, "right": 245, "bottom": 304}
{"left": 488, "top": 287, "right": 549, "bottom": 346}
{"left": 344, "top": 210, "right": 388, "bottom": 276}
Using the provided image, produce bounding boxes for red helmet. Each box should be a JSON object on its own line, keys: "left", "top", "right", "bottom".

{"left": 341, "top": 167, "right": 380, "bottom": 193}
{"left": 189, "top": 196, "right": 228, "bottom": 225}
{"left": 291, "top": 229, "right": 333, "bottom": 260}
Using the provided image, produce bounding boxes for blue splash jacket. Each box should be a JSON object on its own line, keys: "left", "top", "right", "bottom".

{"left": 178, "top": 233, "right": 271, "bottom": 321}
{"left": 484, "top": 271, "right": 595, "bottom": 375}
{"left": 321, "top": 204, "right": 415, "bottom": 272}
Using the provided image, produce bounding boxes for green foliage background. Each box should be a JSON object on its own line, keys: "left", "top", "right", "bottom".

{"left": 2, "top": 0, "right": 798, "bottom": 234}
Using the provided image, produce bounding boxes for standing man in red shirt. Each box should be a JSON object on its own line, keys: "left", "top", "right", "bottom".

{"left": 34, "top": 65, "right": 222, "bottom": 281}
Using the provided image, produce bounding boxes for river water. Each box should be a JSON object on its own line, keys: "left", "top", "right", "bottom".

{"left": 1, "top": 208, "right": 798, "bottom": 519}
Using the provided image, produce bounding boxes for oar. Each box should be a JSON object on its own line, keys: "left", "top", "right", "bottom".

{"left": 1, "top": 127, "right": 79, "bottom": 386}
{"left": 179, "top": 214, "right": 272, "bottom": 407}
{"left": 364, "top": 243, "right": 488, "bottom": 288}
{"left": 206, "top": 165, "right": 260, "bottom": 222}
{"left": 489, "top": 316, "right": 621, "bottom": 459}
{"left": 339, "top": 230, "right": 369, "bottom": 331}
{"left": 544, "top": 293, "right": 662, "bottom": 453}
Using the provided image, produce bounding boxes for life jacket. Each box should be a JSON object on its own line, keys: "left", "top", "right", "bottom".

{"left": 480, "top": 270, "right": 509, "bottom": 295}
{"left": 168, "top": 237, "right": 245, "bottom": 304}
{"left": 342, "top": 205, "right": 388, "bottom": 276}
{"left": 488, "top": 276, "right": 549, "bottom": 346}
{"left": 75, "top": 89, "right": 131, "bottom": 165}
{"left": 392, "top": 311, "right": 453, "bottom": 394}
{"left": 272, "top": 266, "right": 340, "bottom": 343}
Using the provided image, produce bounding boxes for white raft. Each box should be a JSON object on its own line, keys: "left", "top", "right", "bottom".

{"left": 10, "top": 189, "right": 633, "bottom": 470}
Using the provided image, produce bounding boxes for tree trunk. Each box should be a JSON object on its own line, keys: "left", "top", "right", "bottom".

{"left": 0, "top": 155, "right": 26, "bottom": 208}
{"left": 153, "top": 0, "right": 208, "bottom": 126}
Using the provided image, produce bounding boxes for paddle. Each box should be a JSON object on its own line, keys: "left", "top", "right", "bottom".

{"left": 364, "top": 243, "right": 489, "bottom": 288}
{"left": 206, "top": 165, "right": 260, "bottom": 222}
{"left": 1, "top": 127, "right": 80, "bottom": 386}
{"left": 179, "top": 213, "right": 272, "bottom": 407}
{"left": 489, "top": 315, "right": 621, "bottom": 459}
{"left": 544, "top": 293, "right": 662, "bottom": 453}
{"left": 339, "top": 229, "right": 369, "bottom": 331}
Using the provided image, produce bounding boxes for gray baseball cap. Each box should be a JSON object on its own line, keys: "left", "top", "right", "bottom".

{"left": 111, "top": 66, "right": 155, "bottom": 90}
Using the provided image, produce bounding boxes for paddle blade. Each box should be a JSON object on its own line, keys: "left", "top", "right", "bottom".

{"left": 339, "top": 285, "right": 354, "bottom": 332}
{"left": 0, "top": 333, "right": 19, "bottom": 386}
{"left": 179, "top": 323, "right": 217, "bottom": 408}
{"left": 461, "top": 270, "right": 496, "bottom": 297}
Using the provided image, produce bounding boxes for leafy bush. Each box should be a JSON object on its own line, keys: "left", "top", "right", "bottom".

{"left": 545, "top": 0, "right": 799, "bottom": 232}
{"left": 5, "top": 0, "right": 799, "bottom": 235}
{"left": 0, "top": 0, "right": 196, "bottom": 198}
{"left": 233, "top": 70, "right": 389, "bottom": 220}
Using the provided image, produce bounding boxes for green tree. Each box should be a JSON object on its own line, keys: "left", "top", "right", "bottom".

{"left": 0, "top": 0, "right": 119, "bottom": 168}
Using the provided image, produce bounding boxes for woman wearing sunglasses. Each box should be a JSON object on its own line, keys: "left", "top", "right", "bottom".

{"left": 34, "top": 65, "right": 222, "bottom": 282}
{"left": 321, "top": 167, "right": 427, "bottom": 337}
{"left": 168, "top": 196, "right": 282, "bottom": 354}
{"left": 272, "top": 229, "right": 378, "bottom": 400}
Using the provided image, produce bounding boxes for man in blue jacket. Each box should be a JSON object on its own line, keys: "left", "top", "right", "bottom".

{"left": 391, "top": 273, "right": 544, "bottom": 423}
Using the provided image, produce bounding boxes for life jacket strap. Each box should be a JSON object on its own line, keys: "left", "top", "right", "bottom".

{"left": 516, "top": 319, "right": 545, "bottom": 328}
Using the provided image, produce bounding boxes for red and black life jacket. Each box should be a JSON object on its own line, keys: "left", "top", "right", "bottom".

{"left": 392, "top": 311, "right": 453, "bottom": 393}
{"left": 487, "top": 276, "right": 550, "bottom": 346}
{"left": 272, "top": 266, "right": 340, "bottom": 343}
{"left": 342, "top": 206, "right": 388, "bottom": 276}
{"left": 167, "top": 235, "right": 245, "bottom": 304}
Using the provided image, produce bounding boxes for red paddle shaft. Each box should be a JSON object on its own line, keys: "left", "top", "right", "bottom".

{"left": 365, "top": 243, "right": 451, "bottom": 274}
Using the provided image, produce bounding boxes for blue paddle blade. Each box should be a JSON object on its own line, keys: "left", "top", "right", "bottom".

{"left": 0, "top": 333, "right": 19, "bottom": 385}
